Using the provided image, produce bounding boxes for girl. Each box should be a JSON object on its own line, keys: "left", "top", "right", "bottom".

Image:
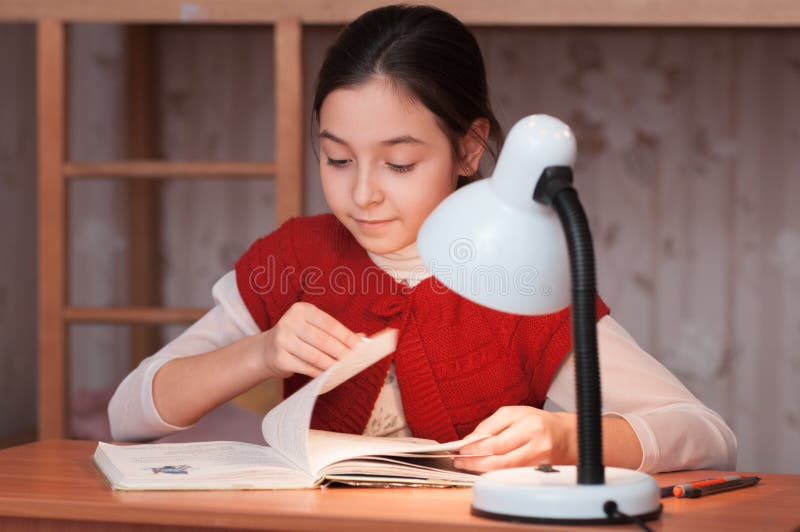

{"left": 108, "top": 4, "right": 736, "bottom": 474}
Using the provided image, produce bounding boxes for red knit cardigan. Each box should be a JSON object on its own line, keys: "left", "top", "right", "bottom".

{"left": 236, "top": 214, "right": 609, "bottom": 442}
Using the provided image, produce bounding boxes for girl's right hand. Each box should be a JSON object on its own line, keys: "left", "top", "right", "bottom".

{"left": 260, "top": 302, "right": 363, "bottom": 379}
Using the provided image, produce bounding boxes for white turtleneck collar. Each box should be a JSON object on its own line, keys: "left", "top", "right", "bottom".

{"left": 366, "top": 242, "right": 432, "bottom": 287}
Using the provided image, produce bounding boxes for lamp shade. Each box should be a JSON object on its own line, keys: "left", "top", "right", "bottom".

{"left": 418, "top": 115, "right": 577, "bottom": 315}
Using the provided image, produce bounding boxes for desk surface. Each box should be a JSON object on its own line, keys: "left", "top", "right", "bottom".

{"left": 0, "top": 440, "right": 797, "bottom": 531}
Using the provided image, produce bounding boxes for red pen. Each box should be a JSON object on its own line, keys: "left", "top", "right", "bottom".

{"left": 671, "top": 475, "right": 742, "bottom": 497}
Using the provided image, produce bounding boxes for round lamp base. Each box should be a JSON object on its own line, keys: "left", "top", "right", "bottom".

{"left": 471, "top": 466, "right": 662, "bottom": 525}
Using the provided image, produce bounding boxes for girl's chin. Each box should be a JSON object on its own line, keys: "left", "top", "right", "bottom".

{"left": 353, "top": 234, "right": 413, "bottom": 256}
{"left": 361, "top": 241, "right": 408, "bottom": 255}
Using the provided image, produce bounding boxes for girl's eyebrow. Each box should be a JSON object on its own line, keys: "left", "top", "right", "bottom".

{"left": 381, "top": 134, "right": 425, "bottom": 146}
{"left": 319, "top": 130, "right": 348, "bottom": 145}
{"left": 319, "top": 130, "right": 426, "bottom": 146}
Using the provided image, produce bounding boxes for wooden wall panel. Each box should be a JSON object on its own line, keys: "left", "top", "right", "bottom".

{"left": 127, "top": 25, "right": 162, "bottom": 366}
{"left": 729, "top": 31, "right": 800, "bottom": 473}
{"left": 66, "top": 24, "right": 130, "bottom": 393}
{"left": 0, "top": 24, "right": 37, "bottom": 442}
{"left": 301, "top": 26, "right": 339, "bottom": 216}
{"left": 773, "top": 33, "right": 800, "bottom": 475}
{"left": 652, "top": 31, "right": 737, "bottom": 416}
{"left": 154, "top": 25, "right": 280, "bottom": 412}
{"left": 155, "top": 26, "right": 276, "bottom": 337}
{"left": 474, "top": 27, "right": 800, "bottom": 472}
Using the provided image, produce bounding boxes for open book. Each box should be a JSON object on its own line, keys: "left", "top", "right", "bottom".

{"left": 93, "top": 329, "right": 483, "bottom": 490}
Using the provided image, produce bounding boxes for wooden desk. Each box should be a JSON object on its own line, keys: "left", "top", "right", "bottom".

{"left": 0, "top": 441, "right": 797, "bottom": 531}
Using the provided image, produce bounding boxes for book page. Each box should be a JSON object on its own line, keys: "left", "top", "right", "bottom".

{"left": 321, "top": 455, "right": 478, "bottom": 485}
{"left": 261, "top": 329, "right": 399, "bottom": 474}
{"left": 306, "top": 429, "right": 488, "bottom": 476}
{"left": 94, "top": 441, "right": 315, "bottom": 490}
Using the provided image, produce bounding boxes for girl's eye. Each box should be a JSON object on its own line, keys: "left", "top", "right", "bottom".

{"left": 388, "top": 163, "right": 415, "bottom": 173}
{"left": 325, "top": 157, "right": 350, "bottom": 168}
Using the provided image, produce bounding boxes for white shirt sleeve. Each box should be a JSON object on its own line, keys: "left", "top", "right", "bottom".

{"left": 545, "top": 315, "right": 737, "bottom": 473}
{"left": 107, "top": 271, "right": 261, "bottom": 442}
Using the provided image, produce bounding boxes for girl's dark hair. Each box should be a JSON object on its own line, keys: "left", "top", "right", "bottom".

{"left": 312, "top": 4, "right": 503, "bottom": 186}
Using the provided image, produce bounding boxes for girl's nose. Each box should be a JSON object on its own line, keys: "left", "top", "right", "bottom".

{"left": 352, "top": 171, "right": 383, "bottom": 208}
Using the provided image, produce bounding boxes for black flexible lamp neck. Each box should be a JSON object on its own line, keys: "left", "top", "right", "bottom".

{"left": 534, "top": 166, "right": 604, "bottom": 485}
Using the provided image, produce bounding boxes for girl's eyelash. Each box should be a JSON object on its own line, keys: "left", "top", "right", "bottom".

{"left": 325, "top": 157, "right": 350, "bottom": 167}
{"left": 325, "top": 158, "right": 415, "bottom": 173}
{"left": 388, "top": 163, "right": 415, "bottom": 173}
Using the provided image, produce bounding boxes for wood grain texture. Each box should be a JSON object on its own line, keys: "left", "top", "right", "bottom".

{"left": 64, "top": 160, "right": 276, "bottom": 178}
{"left": 301, "top": 26, "right": 339, "bottom": 216}
{"left": 2, "top": 0, "right": 800, "bottom": 26}
{"left": 64, "top": 307, "right": 207, "bottom": 324}
{"left": 155, "top": 24, "right": 277, "bottom": 324}
{"left": 475, "top": 27, "right": 800, "bottom": 474}
{"left": 274, "top": 19, "right": 303, "bottom": 224}
{"left": 0, "top": 24, "right": 37, "bottom": 444}
{"left": 772, "top": 34, "right": 800, "bottom": 479}
{"left": 0, "top": 440, "right": 798, "bottom": 531}
{"left": 36, "top": 18, "right": 67, "bottom": 440}
{"left": 650, "top": 32, "right": 736, "bottom": 418}
{"left": 127, "top": 25, "right": 161, "bottom": 367}
{"left": 152, "top": 23, "right": 281, "bottom": 431}
{"left": 66, "top": 24, "right": 132, "bottom": 402}
{"left": 729, "top": 31, "right": 800, "bottom": 474}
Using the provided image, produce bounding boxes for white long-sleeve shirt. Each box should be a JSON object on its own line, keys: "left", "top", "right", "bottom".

{"left": 108, "top": 270, "right": 737, "bottom": 473}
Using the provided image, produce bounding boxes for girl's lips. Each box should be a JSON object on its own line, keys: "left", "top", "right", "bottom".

{"left": 354, "top": 218, "right": 394, "bottom": 230}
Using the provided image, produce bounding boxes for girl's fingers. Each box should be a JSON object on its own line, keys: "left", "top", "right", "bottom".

{"left": 471, "top": 420, "right": 547, "bottom": 457}
{"left": 460, "top": 408, "right": 521, "bottom": 454}
{"left": 282, "top": 354, "right": 323, "bottom": 378}
{"left": 295, "top": 323, "right": 354, "bottom": 361}
{"left": 290, "top": 335, "right": 340, "bottom": 371}
{"left": 302, "top": 306, "right": 363, "bottom": 352}
{"left": 268, "top": 302, "right": 363, "bottom": 378}
{"left": 454, "top": 441, "right": 549, "bottom": 473}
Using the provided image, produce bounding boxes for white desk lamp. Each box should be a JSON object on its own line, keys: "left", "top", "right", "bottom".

{"left": 417, "top": 115, "right": 662, "bottom": 525}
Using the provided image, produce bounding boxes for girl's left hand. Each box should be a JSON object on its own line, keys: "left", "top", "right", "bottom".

{"left": 453, "top": 406, "right": 576, "bottom": 473}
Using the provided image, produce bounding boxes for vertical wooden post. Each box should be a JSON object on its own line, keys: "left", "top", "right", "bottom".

{"left": 127, "top": 26, "right": 161, "bottom": 366}
{"left": 37, "top": 18, "right": 67, "bottom": 440}
{"left": 229, "top": 19, "right": 303, "bottom": 412}
{"left": 274, "top": 19, "right": 303, "bottom": 223}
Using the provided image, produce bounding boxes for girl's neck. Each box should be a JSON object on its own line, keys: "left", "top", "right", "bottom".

{"left": 367, "top": 242, "right": 432, "bottom": 287}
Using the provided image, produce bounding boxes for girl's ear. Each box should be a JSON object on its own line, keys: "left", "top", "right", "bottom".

{"left": 458, "top": 118, "right": 491, "bottom": 176}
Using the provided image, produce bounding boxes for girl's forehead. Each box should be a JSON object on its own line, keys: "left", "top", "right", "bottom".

{"left": 323, "top": 76, "right": 419, "bottom": 110}
{"left": 319, "top": 78, "right": 441, "bottom": 143}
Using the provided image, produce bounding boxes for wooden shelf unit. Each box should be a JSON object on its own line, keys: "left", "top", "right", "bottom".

{"left": 29, "top": 15, "right": 302, "bottom": 440}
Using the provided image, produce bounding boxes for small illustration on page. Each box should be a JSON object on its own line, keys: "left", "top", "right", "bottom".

{"left": 149, "top": 465, "right": 191, "bottom": 475}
